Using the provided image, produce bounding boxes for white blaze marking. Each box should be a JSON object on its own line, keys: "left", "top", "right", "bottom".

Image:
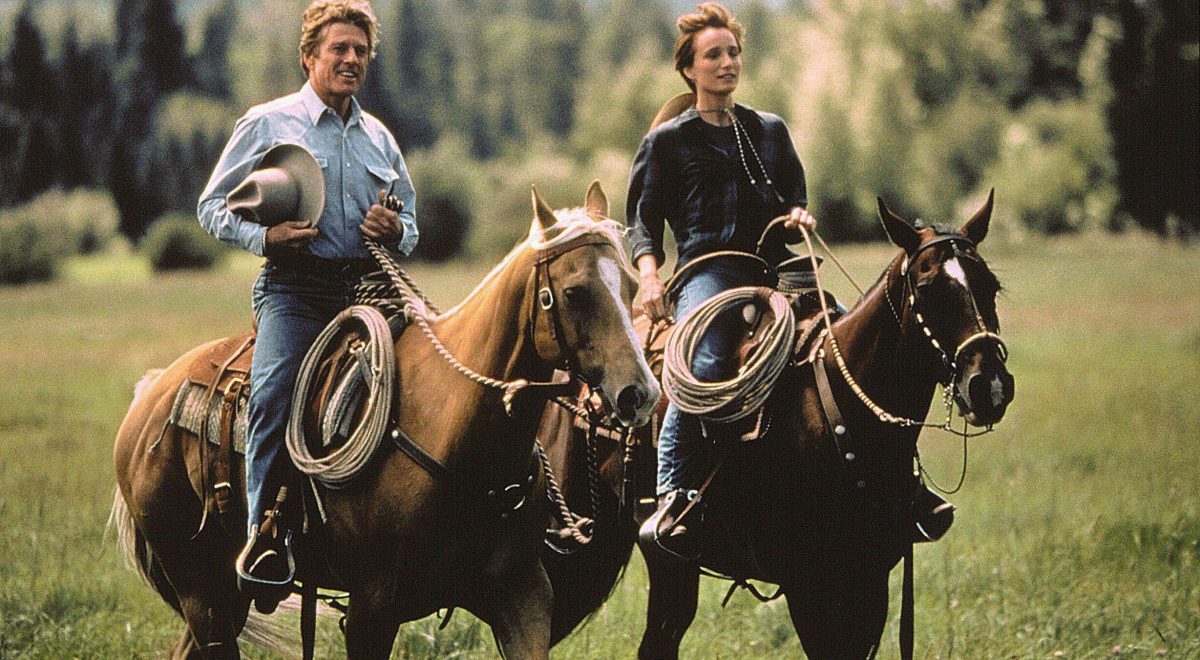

{"left": 990, "top": 375, "right": 1005, "bottom": 407}
{"left": 599, "top": 257, "right": 655, "bottom": 379}
{"left": 944, "top": 257, "right": 969, "bottom": 289}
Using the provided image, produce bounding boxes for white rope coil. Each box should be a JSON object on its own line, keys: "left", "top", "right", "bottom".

{"left": 662, "top": 286, "right": 795, "bottom": 423}
{"left": 286, "top": 305, "right": 395, "bottom": 487}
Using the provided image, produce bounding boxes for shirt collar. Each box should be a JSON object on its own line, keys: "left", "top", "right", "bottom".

{"left": 299, "top": 81, "right": 363, "bottom": 127}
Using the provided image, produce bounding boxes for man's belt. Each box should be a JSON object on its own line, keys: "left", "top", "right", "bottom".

{"left": 267, "top": 252, "right": 379, "bottom": 279}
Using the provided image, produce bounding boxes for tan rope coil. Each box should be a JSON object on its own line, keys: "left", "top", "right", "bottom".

{"left": 661, "top": 286, "right": 795, "bottom": 423}
{"left": 286, "top": 305, "right": 395, "bottom": 487}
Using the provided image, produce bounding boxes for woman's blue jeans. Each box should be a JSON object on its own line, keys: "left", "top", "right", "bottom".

{"left": 246, "top": 265, "right": 359, "bottom": 536}
{"left": 656, "top": 259, "right": 762, "bottom": 495}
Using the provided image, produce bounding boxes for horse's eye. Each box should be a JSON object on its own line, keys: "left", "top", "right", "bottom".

{"left": 563, "top": 286, "right": 588, "bottom": 306}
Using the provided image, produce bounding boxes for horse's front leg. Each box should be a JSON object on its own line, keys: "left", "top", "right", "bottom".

{"left": 785, "top": 570, "right": 889, "bottom": 659}
{"left": 344, "top": 574, "right": 404, "bottom": 660}
{"left": 471, "top": 558, "right": 553, "bottom": 660}
{"left": 637, "top": 544, "right": 701, "bottom": 660}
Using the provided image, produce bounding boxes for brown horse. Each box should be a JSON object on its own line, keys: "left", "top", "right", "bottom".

{"left": 540, "top": 194, "right": 1014, "bottom": 658}
{"left": 111, "top": 183, "right": 659, "bottom": 659}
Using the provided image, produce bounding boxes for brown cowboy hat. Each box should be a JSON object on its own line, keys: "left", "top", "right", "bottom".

{"left": 650, "top": 92, "right": 696, "bottom": 130}
{"left": 227, "top": 143, "right": 325, "bottom": 226}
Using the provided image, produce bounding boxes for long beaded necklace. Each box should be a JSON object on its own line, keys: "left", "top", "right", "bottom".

{"left": 726, "top": 107, "right": 784, "bottom": 204}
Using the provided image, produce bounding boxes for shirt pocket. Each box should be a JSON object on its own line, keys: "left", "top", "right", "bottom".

{"left": 366, "top": 162, "right": 399, "bottom": 190}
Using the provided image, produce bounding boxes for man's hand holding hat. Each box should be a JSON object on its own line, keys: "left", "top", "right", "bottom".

{"left": 265, "top": 221, "right": 319, "bottom": 253}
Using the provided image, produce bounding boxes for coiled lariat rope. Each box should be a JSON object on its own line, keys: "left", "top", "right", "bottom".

{"left": 285, "top": 226, "right": 616, "bottom": 549}
{"left": 662, "top": 286, "right": 796, "bottom": 423}
{"left": 286, "top": 304, "right": 395, "bottom": 487}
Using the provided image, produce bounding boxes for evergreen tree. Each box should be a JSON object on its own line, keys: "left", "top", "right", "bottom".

{"left": 388, "top": 0, "right": 456, "bottom": 149}
{"left": 193, "top": 0, "right": 238, "bottom": 99}
{"left": 1108, "top": 0, "right": 1199, "bottom": 236}
{"left": 111, "top": 0, "right": 191, "bottom": 239}
{"left": 3, "top": 2, "right": 59, "bottom": 202}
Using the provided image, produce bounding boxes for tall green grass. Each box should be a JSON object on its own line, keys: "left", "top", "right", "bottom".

{"left": 1, "top": 233, "right": 1196, "bottom": 658}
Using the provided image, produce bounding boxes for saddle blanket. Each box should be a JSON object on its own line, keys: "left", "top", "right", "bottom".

{"left": 168, "top": 379, "right": 249, "bottom": 455}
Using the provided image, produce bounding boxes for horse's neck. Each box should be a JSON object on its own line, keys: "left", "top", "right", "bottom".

{"left": 412, "top": 253, "right": 550, "bottom": 473}
{"left": 433, "top": 256, "right": 547, "bottom": 385}
{"left": 832, "top": 259, "right": 938, "bottom": 421}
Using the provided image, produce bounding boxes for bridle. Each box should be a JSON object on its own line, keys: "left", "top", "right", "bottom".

{"left": 802, "top": 225, "right": 1004, "bottom": 434}
{"left": 528, "top": 232, "right": 627, "bottom": 378}
{"left": 892, "top": 234, "right": 1008, "bottom": 398}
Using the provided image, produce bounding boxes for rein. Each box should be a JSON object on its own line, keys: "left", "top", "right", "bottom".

{"left": 798, "top": 224, "right": 1003, "bottom": 438}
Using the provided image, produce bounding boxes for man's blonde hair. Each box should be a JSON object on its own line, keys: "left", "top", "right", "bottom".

{"left": 299, "top": 0, "right": 379, "bottom": 74}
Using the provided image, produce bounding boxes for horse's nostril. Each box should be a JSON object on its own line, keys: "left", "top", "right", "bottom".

{"left": 616, "top": 385, "right": 644, "bottom": 418}
{"left": 967, "top": 373, "right": 990, "bottom": 412}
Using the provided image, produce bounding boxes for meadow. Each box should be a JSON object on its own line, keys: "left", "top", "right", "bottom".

{"left": 1, "top": 231, "right": 1197, "bottom": 658}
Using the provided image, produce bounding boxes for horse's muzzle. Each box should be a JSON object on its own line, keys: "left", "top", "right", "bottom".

{"left": 615, "top": 381, "right": 659, "bottom": 428}
{"left": 956, "top": 367, "right": 1014, "bottom": 427}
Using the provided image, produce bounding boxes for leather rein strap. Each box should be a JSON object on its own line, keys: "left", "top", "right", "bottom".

{"left": 814, "top": 353, "right": 915, "bottom": 660}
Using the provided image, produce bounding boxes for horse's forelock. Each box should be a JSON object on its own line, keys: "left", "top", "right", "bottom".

{"left": 441, "top": 208, "right": 634, "bottom": 318}
{"left": 529, "top": 208, "right": 633, "bottom": 273}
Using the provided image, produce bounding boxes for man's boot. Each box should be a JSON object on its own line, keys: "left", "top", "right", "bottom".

{"left": 639, "top": 488, "right": 703, "bottom": 560}
{"left": 911, "top": 482, "right": 955, "bottom": 543}
{"left": 235, "top": 487, "right": 295, "bottom": 613}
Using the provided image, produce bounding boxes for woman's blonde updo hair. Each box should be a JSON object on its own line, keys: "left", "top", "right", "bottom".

{"left": 299, "top": 0, "right": 379, "bottom": 74}
{"left": 673, "top": 2, "right": 744, "bottom": 91}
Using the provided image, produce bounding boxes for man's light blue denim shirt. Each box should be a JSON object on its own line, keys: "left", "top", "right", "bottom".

{"left": 198, "top": 81, "right": 418, "bottom": 259}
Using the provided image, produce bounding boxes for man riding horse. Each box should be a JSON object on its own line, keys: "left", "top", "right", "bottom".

{"left": 196, "top": 0, "right": 414, "bottom": 610}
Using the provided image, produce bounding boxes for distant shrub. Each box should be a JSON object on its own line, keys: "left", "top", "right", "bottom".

{"left": 0, "top": 214, "right": 62, "bottom": 285}
{"left": 141, "top": 213, "right": 228, "bottom": 272}
{"left": 18, "top": 188, "right": 120, "bottom": 255}
{"left": 405, "top": 138, "right": 481, "bottom": 262}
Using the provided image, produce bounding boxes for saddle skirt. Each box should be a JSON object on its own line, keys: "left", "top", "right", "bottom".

{"left": 168, "top": 332, "right": 255, "bottom": 455}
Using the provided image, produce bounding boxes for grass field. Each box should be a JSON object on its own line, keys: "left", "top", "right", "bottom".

{"left": 1, "top": 232, "right": 1197, "bottom": 658}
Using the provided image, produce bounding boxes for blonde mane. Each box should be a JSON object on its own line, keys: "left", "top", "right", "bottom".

{"left": 441, "top": 208, "right": 634, "bottom": 319}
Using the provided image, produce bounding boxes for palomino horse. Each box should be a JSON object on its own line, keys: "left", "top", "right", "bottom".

{"left": 540, "top": 194, "right": 1014, "bottom": 658}
{"left": 111, "top": 183, "right": 658, "bottom": 659}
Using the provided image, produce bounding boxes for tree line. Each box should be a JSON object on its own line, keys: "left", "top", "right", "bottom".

{"left": 0, "top": 0, "right": 1196, "bottom": 260}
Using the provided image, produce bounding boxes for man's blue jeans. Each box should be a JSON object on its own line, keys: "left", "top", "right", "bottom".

{"left": 657, "top": 258, "right": 762, "bottom": 495}
{"left": 246, "top": 265, "right": 359, "bottom": 536}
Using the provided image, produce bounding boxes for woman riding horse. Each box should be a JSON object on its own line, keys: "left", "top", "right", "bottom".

{"left": 629, "top": 2, "right": 951, "bottom": 558}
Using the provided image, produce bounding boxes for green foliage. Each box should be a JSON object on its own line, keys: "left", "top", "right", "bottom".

{"left": 0, "top": 0, "right": 1191, "bottom": 244}
{"left": 140, "top": 213, "right": 227, "bottom": 272}
{"left": 0, "top": 215, "right": 62, "bottom": 285}
{"left": 0, "top": 188, "right": 120, "bottom": 285}
{"left": 405, "top": 138, "right": 482, "bottom": 262}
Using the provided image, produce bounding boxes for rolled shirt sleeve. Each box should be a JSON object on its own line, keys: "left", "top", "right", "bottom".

{"left": 383, "top": 131, "right": 418, "bottom": 256}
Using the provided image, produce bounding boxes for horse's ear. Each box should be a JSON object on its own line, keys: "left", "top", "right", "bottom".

{"left": 531, "top": 185, "right": 557, "bottom": 231}
{"left": 960, "top": 188, "right": 994, "bottom": 245}
{"left": 878, "top": 197, "right": 921, "bottom": 254}
{"left": 584, "top": 180, "right": 609, "bottom": 220}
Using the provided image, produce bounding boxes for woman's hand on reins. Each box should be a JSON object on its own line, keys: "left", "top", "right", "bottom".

{"left": 785, "top": 206, "right": 816, "bottom": 231}
{"left": 637, "top": 255, "right": 669, "bottom": 323}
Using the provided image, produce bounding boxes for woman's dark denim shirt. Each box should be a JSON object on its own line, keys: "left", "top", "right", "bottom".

{"left": 626, "top": 103, "right": 807, "bottom": 271}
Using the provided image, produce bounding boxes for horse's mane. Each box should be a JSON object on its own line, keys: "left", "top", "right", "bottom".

{"left": 440, "top": 208, "right": 633, "bottom": 319}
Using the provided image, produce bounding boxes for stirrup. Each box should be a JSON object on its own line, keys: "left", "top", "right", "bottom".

{"left": 911, "top": 486, "right": 956, "bottom": 543}
{"left": 235, "top": 524, "right": 296, "bottom": 587}
{"left": 639, "top": 489, "right": 702, "bottom": 561}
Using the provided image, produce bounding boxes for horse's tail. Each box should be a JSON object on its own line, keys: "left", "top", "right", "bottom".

{"left": 108, "top": 490, "right": 299, "bottom": 656}
{"left": 131, "top": 368, "right": 165, "bottom": 408}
